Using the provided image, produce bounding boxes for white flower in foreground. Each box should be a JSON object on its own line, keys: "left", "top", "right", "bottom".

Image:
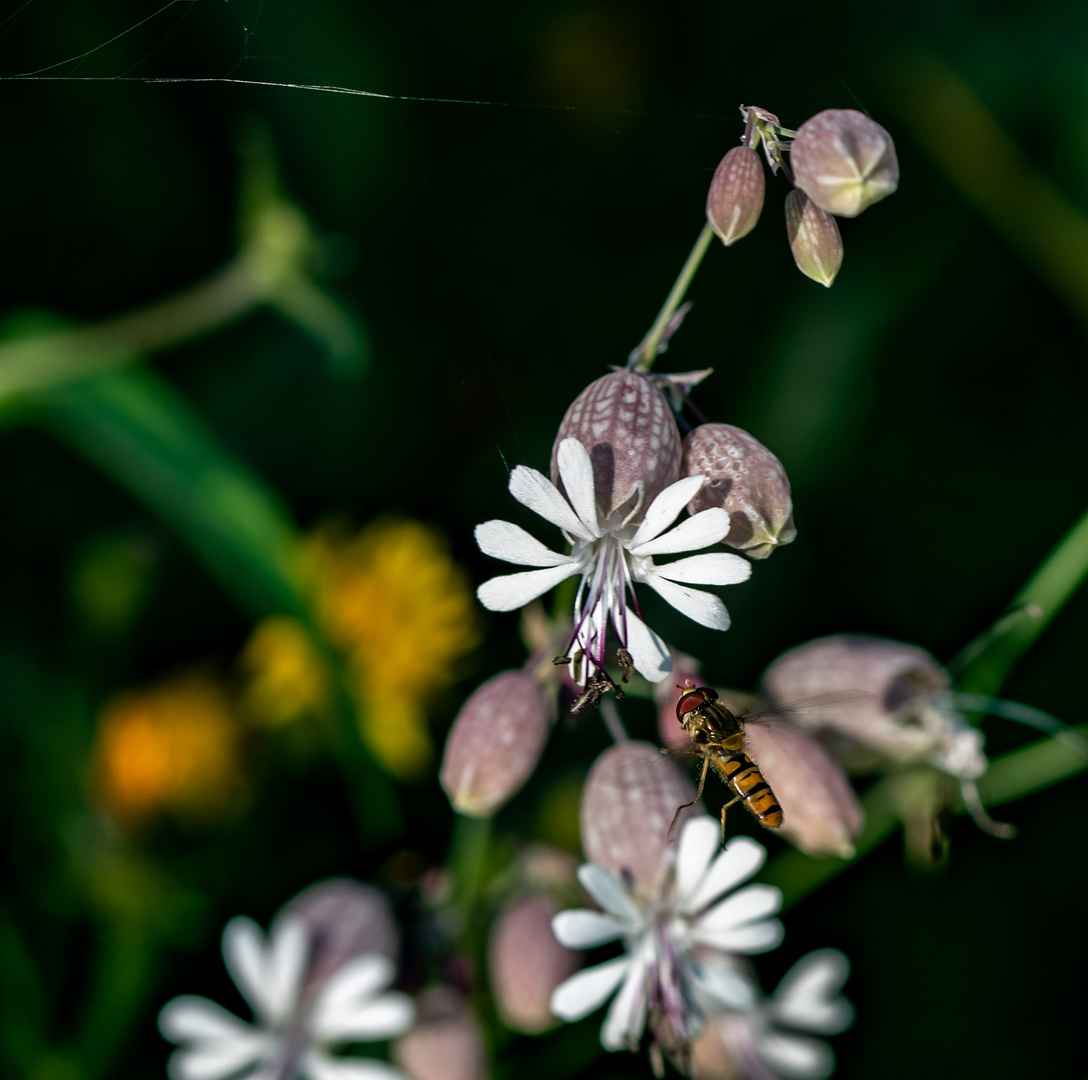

{"left": 159, "top": 915, "right": 414, "bottom": 1080}
{"left": 703, "top": 948, "right": 853, "bottom": 1080}
{"left": 549, "top": 816, "right": 782, "bottom": 1052}
{"left": 476, "top": 438, "right": 752, "bottom": 686}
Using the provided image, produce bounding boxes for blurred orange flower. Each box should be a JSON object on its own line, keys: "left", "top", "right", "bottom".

{"left": 92, "top": 671, "right": 242, "bottom": 828}
{"left": 241, "top": 518, "right": 479, "bottom": 779}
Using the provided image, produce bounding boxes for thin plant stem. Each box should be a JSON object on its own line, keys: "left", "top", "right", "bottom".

{"left": 599, "top": 697, "right": 630, "bottom": 743}
{"left": 449, "top": 813, "right": 493, "bottom": 917}
{"left": 631, "top": 223, "right": 715, "bottom": 372}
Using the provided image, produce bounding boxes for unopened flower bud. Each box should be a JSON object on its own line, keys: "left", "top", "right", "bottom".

{"left": 488, "top": 895, "right": 580, "bottom": 1033}
{"left": 654, "top": 652, "right": 702, "bottom": 750}
{"left": 275, "top": 878, "right": 399, "bottom": 992}
{"left": 743, "top": 721, "right": 862, "bottom": 858}
{"left": 759, "top": 634, "right": 985, "bottom": 780}
{"left": 785, "top": 189, "right": 843, "bottom": 287}
{"left": 706, "top": 146, "right": 765, "bottom": 246}
{"left": 791, "top": 109, "right": 899, "bottom": 218}
{"left": 393, "top": 987, "right": 487, "bottom": 1080}
{"left": 552, "top": 372, "right": 681, "bottom": 520}
{"left": 580, "top": 741, "right": 699, "bottom": 890}
{"left": 441, "top": 669, "right": 552, "bottom": 817}
{"left": 681, "top": 423, "right": 796, "bottom": 559}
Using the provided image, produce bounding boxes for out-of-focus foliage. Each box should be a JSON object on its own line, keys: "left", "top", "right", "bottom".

{"left": 1, "top": 2, "right": 1087, "bottom": 1080}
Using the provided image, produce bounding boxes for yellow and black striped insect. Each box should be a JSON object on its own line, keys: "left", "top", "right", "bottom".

{"left": 671, "top": 682, "right": 784, "bottom": 842}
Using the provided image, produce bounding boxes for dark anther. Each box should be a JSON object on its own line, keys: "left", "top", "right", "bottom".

{"left": 617, "top": 647, "right": 634, "bottom": 683}
{"left": 552, "top": 655, "right": 571, "bottom": 666}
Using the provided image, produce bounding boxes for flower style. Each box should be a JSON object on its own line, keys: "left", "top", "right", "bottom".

{"left": 475, "top": 438, "right": 752, "bottom": 687}
{"left": 698, "top": 948, "right": 853, "bottom": 1080}
{"left": 549, "top": 816, "right": 782, "bottom": 1052}
{"left": 159, "top": 914, "right": 414, "bottom": 1080}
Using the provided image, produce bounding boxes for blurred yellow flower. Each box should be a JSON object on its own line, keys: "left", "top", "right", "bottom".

{"left": 241, "top": 518, "right": 479, "bottom": 779}
{"left": 92, "top": 671, "right": 242, "bottom": 828}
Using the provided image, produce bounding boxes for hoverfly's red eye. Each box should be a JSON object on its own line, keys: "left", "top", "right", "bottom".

{"left": 676, "top": 688, "right": 709, "bottom": 722}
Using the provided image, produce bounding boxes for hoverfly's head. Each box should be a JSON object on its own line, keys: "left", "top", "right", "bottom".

{"left": 674, "top": 684, "right": 718, "bottom": 726}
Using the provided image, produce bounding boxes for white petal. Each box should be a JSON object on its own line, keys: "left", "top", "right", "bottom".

{"left": 674, "top": 817, "right": 721, "bottom": 903}
{"left": 681, "top": 835, "right": 767, "bottom": 915}
{"left": 690, "top": 918, "right": 784, "bottom": 954}
{"left": 698, "top": 884, "right": 782, "bottom": 933}
{"left": 627, "top": 476, "right": 707, "bottom": 549}
{"left": 552, "top": 910, "right": 625, "bottom": 949}
{"left": 577, "top": 864, "right": 641, "bottom": 923}
{"left": 263, "top": 916, "right": 308, "bottom": 1026}
{"left": 757, "top": 1032, "right": 835, "bottom": 1080}
{"left": 474, "top": 520, "right": 573, "bottom": 568}
{"left": 509, "top": 465, "right": 594, "bottom": 541}
{"left": 166, "top": 1037, "right": 271, "bottom": 1080}
{"left": 599, "top": 950, "right": 649, "bottom": 1051}
{"left": 772, "top": 949, "right": 853, "bottom": 1035}
{"left": 623, "top": 611, "right": 672, "bottom": 683}
{"left": 556, "top": 438, "right": 602, "bottom": 537}
{"left": 641, "top": 575, "right": 732, "bottom": 630}
{"left": 158, "top": 996, "right": 254, "bottom": 1044}
{"left": 477, "top": 563, "right": 580, "bottom": 611}
{"left": 550, "top": 956, "right": 631, "bottom": 1021}
{"left": 301, "top": 1049, "right": 407, "bottom": 1080}
{"left": 629, "top": 506, "right": 730, "bottom": 557}
{"left": 222, "top": 918, "right": 273, "bottom": 1023}
{"left": 689, "top": 961, "right": 756, "bottom": 1010}
{"left": 313, "top": 955, "right": 394, "bottom": 1017}
{"left": 651, "top": 553, "right": 752, "bottom": 586}
{"left": 313, "top": 992, "right": 416, "bottom": 1043}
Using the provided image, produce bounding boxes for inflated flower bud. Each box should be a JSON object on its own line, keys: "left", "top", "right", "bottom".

{"left": 441, "top": 669, "right": 552, "bottom": 817}
{"left": 743, "top": 721, "right": 863, "bottom": 858}
{"left": 654, "top": 652, "right": 702, "bottom": 750}
{"left": 552, "top": 372, "right": 682, "bottom": 520}
{"left": 706, "top": 146, "right": 765, "bottom": 246}
{"left": 681, "top": 423, "right": 796, "bottom": 559}
{"left": 580, "top": 741, "right": 700, "bottom": 891}
{"left": 393, "top": 987, "right": 488, "bottom": 1080}
{"left": 785, "top": 189, "right": 843, "bottom": 287}
{"left": 488, "top": 895, "right": 580, "bottom": 1033}
{"left": 276, "top": 878, "right": 399, "bottom": 993}
{"left": 759, "top": 634, "right": 986, "bottom": 780}
{"left": 791, "top": 109, "right": 899, "bottom": 218}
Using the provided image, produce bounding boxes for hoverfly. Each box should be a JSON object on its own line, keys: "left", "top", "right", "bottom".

{"left": 670, "top": 681, "right": 783, "bottom": 843}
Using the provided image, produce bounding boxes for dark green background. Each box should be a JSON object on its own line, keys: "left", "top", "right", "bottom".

{"left": 1, "top": 2, "right": 1086, "bottom": 1078}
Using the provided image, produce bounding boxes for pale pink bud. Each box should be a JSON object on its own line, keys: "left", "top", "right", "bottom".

{"left": 681, "top": 423, "right": 796, "bottom": 559}
{"left": 706, "top": 146, "right": 765, "bottom": 246}
{"left": 488, "top": 895, "right": 579, "bottom": 1033}
{"left": 743, "top": 721, "right": 863, "bottom": 858}
{"left": 759, "top": 634, "right": 966, "bottom": 770}
{"left": 654, "top": 652, "right": 701, "bottom": 750}
{"left": 580, "top": 741, "right": 699, "bottom": 890}
{"left": 552, "top": 372, "right": 682, "bottom": 520}
{"left": 791, "top": 109, "right": 899, "bottom": 218}
{"left": 785, "top": 189, "right": 843, "bottom": 287}
{"left": 393, "top": 987, "right": 488, "bottom": 1080}
{"left": 440, "top": 670, "right": 552, "bottom": 818}
{"left": 275, "top": 878, "right": 399, "bottom": 992}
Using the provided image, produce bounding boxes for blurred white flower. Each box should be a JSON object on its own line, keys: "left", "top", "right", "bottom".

{"left": 476, "top": 438, "right": 751, "bottom": 688}
{"left": 549, "top": 816, "right": 782, "bottom": 1052}
{"left": 704, "top": 948, "right": 853, "bottom": 1080}
{"left": 159, "top": 915, "right": 414, "bottom": 1080}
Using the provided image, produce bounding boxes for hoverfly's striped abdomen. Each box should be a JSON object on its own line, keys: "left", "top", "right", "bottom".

{"left": 715, "top": 751, "right": 784, "bottom": 829}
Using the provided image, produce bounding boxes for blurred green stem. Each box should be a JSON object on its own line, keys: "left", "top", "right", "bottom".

{"left": 763, "top": 724, "right": 1088, "bottom": 909}
{"left": 449, "top": 813, "right": 492, "bottom": 917}
{"left": 631, "top": 223, "right": 714, "bottom": 371}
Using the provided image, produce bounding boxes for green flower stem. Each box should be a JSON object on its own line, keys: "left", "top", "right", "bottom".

{"left": 957, "top": 504, "right": 1088, "bottom": 697}
{"left": 631, "top": 223, "right": 715, "bottom": 372}
{"left": 762, "top": 724, "right": 1088, "bottom": 910}
{"left": 449, "top": 813, "right": 493, "bottom": 917}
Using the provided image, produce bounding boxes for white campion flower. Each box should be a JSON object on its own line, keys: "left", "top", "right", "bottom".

{"left": 475, "top": 437, "right": 752, "bottom": 687}
{"left": 159, "top": 915, "right": 414, "bottom": 1080}
{"left": 698, "top": 948, "right": 854, "bottom": 1080}
{"left": 549, "top": 816, "right": 782, "bottom": 1053}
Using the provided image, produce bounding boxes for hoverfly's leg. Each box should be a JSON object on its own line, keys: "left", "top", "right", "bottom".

{"left": 719, "top": 795, "right": 741, "bottom": 846}
{"left": 667, "top": 756, "right": 709, "bottom": 840}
